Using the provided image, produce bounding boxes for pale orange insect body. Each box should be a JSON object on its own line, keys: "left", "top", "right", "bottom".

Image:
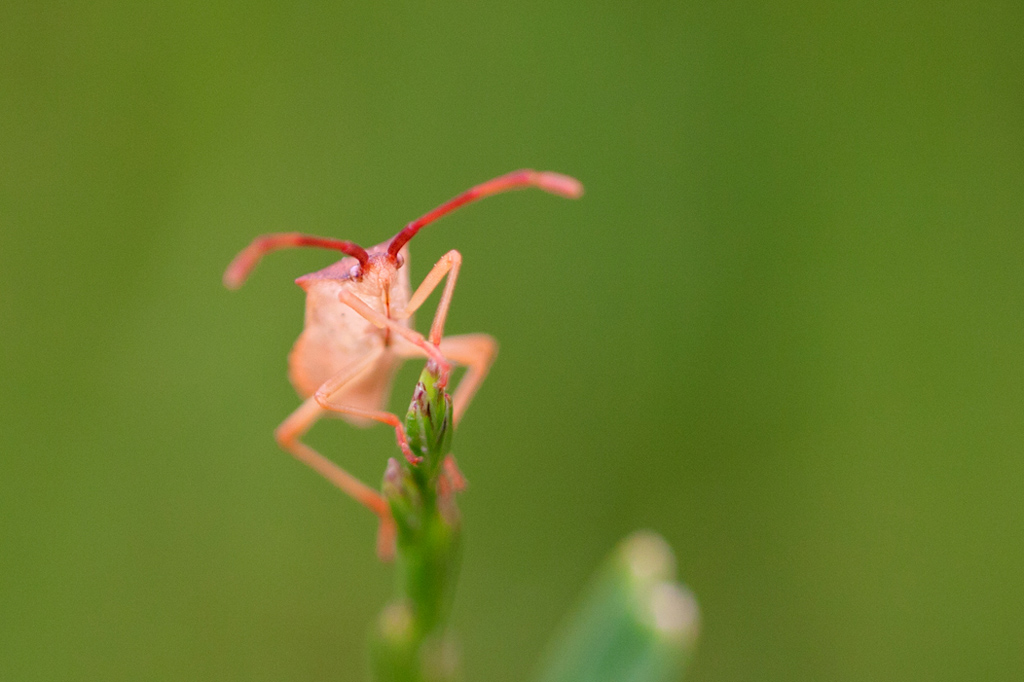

{"left": 225, "top": 170, "right": 583, "bottom": 558}
{"left": 289, "top": 243, "right": 415, "bottom": 426}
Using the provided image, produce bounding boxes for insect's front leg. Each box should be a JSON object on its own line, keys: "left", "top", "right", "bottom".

{"left": 394, "top": 249, "right": 462, "bottom": 346}
{"left": 394, "top": 332, "right": 497, "bottom": 427}
{"left": 437, "top": 333, "right": 497, "bottom": 426}
{"left": 337, "top": 289, "right": 452, "bottom": 376}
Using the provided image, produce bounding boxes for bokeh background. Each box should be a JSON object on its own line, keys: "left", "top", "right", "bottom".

{"left": 2, "top": 2, "right": 1022, "bottom": 680}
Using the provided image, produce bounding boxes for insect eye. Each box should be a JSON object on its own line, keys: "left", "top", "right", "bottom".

{"left": 349, "top": 264, "right": 362, "bottom": 278}
{"left": 395, "top": 254, "right": 405, "bottom": 268}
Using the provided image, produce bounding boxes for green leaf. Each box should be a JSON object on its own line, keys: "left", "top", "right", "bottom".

{"left": 536, "top": 532, "right": 700, "bottom": 682}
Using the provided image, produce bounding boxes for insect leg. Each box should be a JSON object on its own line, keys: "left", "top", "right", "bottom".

{"left": 438, "top": 333, "right": 498, "bottom": 426}
{"left": 395, "top": 249, "right": 462, "bottom": 345}
{"left": 275, "top": 388, "right": 396, "bottom": 561}
{"left": 393, "top": 332, "right": 497, "bottom": 427}
{"left": 441, "top": 454, "right": 467, "bottom": 493}
{"left": 337, "top": 289, "right": 451, "bottom": 374}
{"left": 313, "top": 394, "right": 420, "bottom": 467}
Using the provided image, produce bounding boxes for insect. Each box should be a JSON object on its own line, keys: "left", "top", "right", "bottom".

{"left": 224, "top": 169, "right": 583, "bottom": 558}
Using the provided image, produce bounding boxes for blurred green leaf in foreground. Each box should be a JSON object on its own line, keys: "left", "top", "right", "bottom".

{"left": 537, "top": 532, "right": 700, "bottom": 682}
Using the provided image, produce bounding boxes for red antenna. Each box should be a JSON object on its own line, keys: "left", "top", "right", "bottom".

{"left": 387, "top": 169, "right": 584, "bottom": 258}
{"left": 224, "top": 233, "right": 369, "bottom": 289}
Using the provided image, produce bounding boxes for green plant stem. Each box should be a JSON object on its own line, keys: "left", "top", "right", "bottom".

{"left": 372, "top": 363, "right": 461, "bottom": 682}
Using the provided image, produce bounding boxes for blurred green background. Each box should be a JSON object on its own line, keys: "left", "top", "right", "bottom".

{"left": 2, "top": 1, "right": 1022, "bottom": 680}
